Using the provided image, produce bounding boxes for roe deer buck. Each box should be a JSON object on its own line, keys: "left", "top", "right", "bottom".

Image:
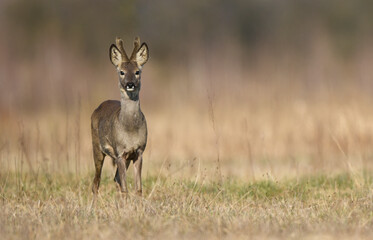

{"left": 91, "top": 37, "right": 149, "bottom": 200}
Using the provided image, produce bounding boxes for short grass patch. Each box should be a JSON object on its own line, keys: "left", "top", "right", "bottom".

{"left": 1, "top": 171, "right": 373, "bottom": 239}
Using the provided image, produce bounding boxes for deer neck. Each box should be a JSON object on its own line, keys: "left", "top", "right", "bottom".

{"left": 119, "top": 91, "right": 142, "bottom": 128}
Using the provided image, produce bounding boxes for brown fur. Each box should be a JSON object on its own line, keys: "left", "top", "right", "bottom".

{"left": 91, "top": 37, "right": 149, "bottom": 202}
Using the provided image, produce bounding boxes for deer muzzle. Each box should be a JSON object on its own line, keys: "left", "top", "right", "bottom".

{"left": 125, "top": 82, "right": 136, "bottom": 92}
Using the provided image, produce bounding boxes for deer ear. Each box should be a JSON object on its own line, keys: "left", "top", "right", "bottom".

{"left": 136, "top": 43, "right": 149, "bottom": 66}
{"left": 110, "top": 44, "right": 122, "bottom": 67}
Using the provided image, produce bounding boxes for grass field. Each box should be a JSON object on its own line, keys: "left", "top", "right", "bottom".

{"left": 2, "top": 83, "right": 373, "bottom": 239}
{"left": 2, "top": 38, "right": 373, "bottom": 239}
{"left": 1, "top": 172, "right": 373, "bottom": 239}
{"left": 2, "top": 1, "right": 373, "bottom": 238}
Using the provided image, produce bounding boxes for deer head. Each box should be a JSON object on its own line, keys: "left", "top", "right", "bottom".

{"left": 109, "top": 37, "right": 149, "bottom": 100}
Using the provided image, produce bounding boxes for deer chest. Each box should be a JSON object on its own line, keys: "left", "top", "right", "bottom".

{"left": 115, "top": 123, "right": 147, "bottom": 156}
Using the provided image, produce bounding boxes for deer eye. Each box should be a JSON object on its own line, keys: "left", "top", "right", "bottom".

{"left": 135, "top": 71, "right": 140, "bottom": 75}
{"left": 120, "top": 71, "right": 125, "bottom": 76}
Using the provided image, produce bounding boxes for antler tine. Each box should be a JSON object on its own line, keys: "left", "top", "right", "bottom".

{"left": 115, "top": 37, "right": 129, "bottom": 61}
{"left": 130, "top": 36, "right": 141, "bottom": 61}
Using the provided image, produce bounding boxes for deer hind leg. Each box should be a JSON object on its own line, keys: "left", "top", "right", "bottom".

{"left": 91, "top": 145, "right": 105, "bottom": 208}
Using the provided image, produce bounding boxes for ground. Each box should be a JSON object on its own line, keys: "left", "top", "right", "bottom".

{"left": 1, "top": 171, "right": 373, "bottom": 240}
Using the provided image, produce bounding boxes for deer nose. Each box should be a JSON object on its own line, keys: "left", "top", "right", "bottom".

{"left": 125, "top": 82, "right": 136, "bottom": 92}
{"left": 127, "top": 82, "right": 135, "bottom": 88}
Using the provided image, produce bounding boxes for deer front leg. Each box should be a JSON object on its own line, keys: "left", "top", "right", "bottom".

{"left": 116, "top": 156, "right": 128, "bottom": 194}
{"left": 133, "top": 151, "right": 143, "bottom": 196}
{"left": 114, "top": 160, "right": 130, "bottom": 185}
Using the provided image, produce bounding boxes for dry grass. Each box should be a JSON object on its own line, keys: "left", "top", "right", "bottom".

{"left": 2, "top": 38, "right": 373, "bottom": 239}
{"left": 2, "top": 87, "right": 373, "bottom": 239}
{"left": 2, "top": 80, "right": 373, "bottom": 180}
{"left": 1, "top": 172, "right": 373, "bottom": 240}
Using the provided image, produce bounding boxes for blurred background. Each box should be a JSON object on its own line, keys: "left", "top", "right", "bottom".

{"left": 1, "top": 0, "right": 373, "bottom": 180}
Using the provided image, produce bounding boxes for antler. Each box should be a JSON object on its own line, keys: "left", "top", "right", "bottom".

{"left": 130, "top": 36, "right": 141, "bottom": 61}
{"left": 115, "top": 37, "right": 130, "bottom": 62}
